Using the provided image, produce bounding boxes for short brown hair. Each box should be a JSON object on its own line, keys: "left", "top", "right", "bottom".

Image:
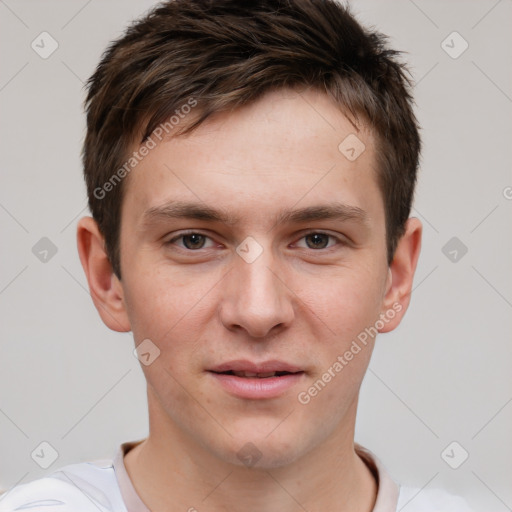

{"left": 83, "top": 0, "right": 420, "bottom": 278}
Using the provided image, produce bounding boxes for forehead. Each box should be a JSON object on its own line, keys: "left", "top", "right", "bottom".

{"left": 121, "top": 88, "right": 382, "bottom": 228}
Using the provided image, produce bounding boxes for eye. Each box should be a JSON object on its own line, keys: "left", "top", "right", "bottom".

{"left": 167, "top": 232, "right": 216, "bottom": 250}
{"left": 295, "top": 232, "right": 341, "bottom": 250}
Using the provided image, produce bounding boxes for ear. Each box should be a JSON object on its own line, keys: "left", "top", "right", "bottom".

{"left": 378, "top": 217, "right": 422, "bottom": 333}
{"left": 76, "top": 216, "right": 131, "bottom": 332}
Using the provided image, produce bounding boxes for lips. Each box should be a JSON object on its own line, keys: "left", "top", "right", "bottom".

{"left": 208, "top": 360, "right": 305, "bottom": 399}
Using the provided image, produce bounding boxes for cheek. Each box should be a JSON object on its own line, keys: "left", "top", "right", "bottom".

{"left": 123, "top": 271, "right": 210, "bottom": 404}
{"left": 123, "top": 263, "right": 216, "bottom": 340}
{"left": 299, "top": 265, "right": 384, "bottom": 342}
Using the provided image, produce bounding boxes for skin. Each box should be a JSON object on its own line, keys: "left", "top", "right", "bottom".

{"left": 77, "top": 87, "right": 421, "bottom": 512}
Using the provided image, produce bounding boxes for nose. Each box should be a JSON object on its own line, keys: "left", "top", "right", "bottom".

{"left": 219, "top": 245, "right": 295, "bottom": 339}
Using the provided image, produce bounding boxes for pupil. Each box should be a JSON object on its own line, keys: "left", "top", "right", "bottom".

{"left": 306, "top": 233, "right": 328, "bottom": 249}
{"left": 184, "top": 234, "right": 205, "bottom": 249}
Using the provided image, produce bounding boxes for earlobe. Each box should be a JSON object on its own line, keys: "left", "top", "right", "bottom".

{"left": 378, "top": 217, "right": 422, "bottom": 333}
{"left": 76, "top": 216, "right": 131, "bottom": 333}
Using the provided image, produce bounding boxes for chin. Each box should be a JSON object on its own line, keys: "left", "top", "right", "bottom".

{"left": 212, "top": 430, "right": 308, "bottom": 470}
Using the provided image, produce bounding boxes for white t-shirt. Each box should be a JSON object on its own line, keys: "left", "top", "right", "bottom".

{"left": 0, "top": 440, "right": 472, "bottom": 511}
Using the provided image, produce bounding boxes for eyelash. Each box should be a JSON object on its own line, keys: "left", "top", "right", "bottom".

{"left": 165, "top": 230, "right": 345, "bottom": 252}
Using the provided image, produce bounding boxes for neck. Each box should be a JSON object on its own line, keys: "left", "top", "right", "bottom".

{"left": 124, "top": 398, "right": 377, "bottom": 512}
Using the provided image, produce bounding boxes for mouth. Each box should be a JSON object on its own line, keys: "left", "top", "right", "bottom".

{"left": 207, "top": 360, "right": 305, "bottom": 399}
{"left": 210, "top": 370, "right": 302, "bottom": 378}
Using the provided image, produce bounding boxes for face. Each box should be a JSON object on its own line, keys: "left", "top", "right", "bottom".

{"left": 114, "top": 88, "right": 397, "bottom": 468}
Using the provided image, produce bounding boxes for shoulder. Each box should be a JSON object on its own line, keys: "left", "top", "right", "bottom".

{"left": 0, "top": 459, "right": 126, "bottom": 512}
{"left": 397, "top": 485, "right": 473, "bottom": 512}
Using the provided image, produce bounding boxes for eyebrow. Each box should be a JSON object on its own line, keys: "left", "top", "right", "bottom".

{"left": 141, "top": 200, "right": 369, "bottom": 228}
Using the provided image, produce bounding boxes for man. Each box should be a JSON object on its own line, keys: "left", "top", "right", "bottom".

{"left": 0, "top": 0, "right": 471, "bottom": 510}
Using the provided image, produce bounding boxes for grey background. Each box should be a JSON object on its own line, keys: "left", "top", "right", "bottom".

{"left": 0, "top": 0, "right": 511, "bottom": 510}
